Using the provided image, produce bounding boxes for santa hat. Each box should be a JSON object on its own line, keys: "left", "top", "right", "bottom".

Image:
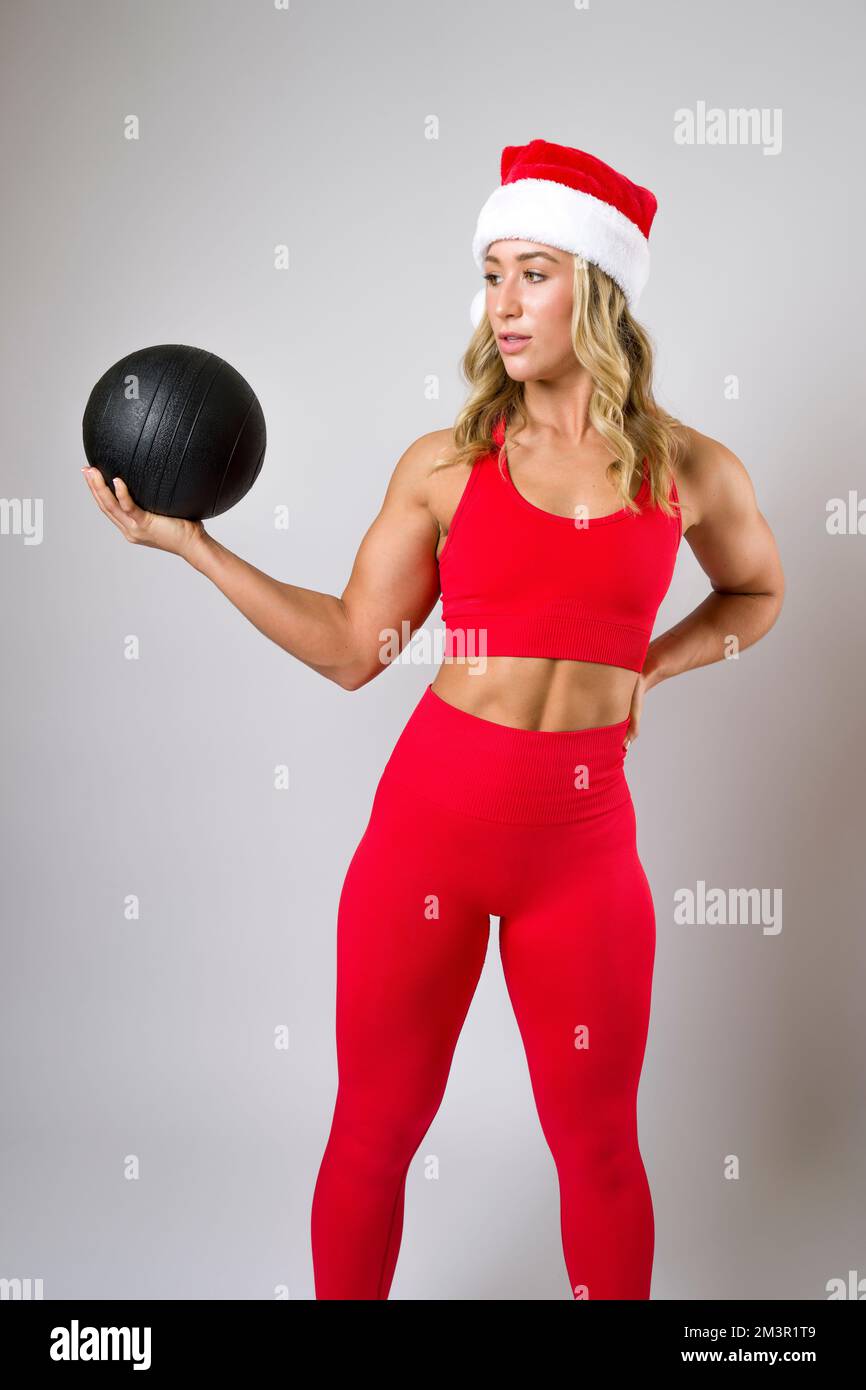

{"left": 470, "top": 138, "right": 657, "bottom": 327}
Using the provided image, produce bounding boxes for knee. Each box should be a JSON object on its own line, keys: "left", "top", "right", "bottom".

{"left": 326, "top": 1084, "right": 439, "bottom": 1175}
{"left": 548, "top": 1113, "right": 642, "bottom": 1193}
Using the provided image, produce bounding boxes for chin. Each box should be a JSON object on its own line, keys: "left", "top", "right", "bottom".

{"left": 503, "top": 360, "right": 540, "bottom": 381}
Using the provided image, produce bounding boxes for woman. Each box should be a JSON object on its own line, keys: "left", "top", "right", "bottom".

{"left": 83, "top": 139, "right": 784, "bottom": 1300}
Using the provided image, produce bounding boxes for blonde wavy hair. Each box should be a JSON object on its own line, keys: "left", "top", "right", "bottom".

{"left": 437, "top": 254, "right": 684, "bottom": 522}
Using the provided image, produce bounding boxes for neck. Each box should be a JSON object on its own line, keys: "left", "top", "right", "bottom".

{"left": 515, "top": 369, "right": 597, "bottom": 446}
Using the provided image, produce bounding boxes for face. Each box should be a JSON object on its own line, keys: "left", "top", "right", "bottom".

{"left": 483, "top": 240, "right": 575, "bottom": 380}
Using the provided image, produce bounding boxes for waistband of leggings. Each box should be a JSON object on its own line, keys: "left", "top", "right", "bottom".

{"left": 377, "top": 683, "right": 632, "bottom": 825}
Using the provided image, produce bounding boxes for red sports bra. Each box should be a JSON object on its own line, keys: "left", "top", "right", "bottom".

{"left": 439, "top": 414, "right": 682, "bottom": 672}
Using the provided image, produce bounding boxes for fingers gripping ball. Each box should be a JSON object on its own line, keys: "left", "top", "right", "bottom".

{"left": 82, "top": 344, "right": 267, "bottom": 520}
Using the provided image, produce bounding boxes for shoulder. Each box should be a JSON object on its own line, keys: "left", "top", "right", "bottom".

{"left": 391, "top": 428, "right": 458, "bottom": 485}
{"left": 380, "top": 427, "right": 457, "bottom": 499}
{"left": 668, "top": 423, "right": 756, "bottom": 531}
{"left": 375, "top": 430, "right": 465, "bottom": 540}
{"left": 412, "top": 427, "right": 460, "bottom": 473}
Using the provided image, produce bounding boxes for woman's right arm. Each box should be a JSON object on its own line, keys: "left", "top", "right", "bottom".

{"left": 82, "top": 429, "right": 449, "bottom": 691}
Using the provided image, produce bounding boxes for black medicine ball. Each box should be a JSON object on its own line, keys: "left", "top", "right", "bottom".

{"left": 82, "top": 344, "right": 267, "bottom": 520}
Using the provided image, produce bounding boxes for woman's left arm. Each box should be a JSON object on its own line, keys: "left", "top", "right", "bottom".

{"left": 626, "top": 427, "right": 785, "bottom": 742}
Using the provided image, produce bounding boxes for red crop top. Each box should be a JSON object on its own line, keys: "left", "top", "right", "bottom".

{"left": 439, "top": 414, "right": 682, "bottom": 671}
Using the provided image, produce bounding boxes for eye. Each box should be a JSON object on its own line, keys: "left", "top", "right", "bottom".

{"left": 483, "top": 270, "right": 547, "bottom": 286}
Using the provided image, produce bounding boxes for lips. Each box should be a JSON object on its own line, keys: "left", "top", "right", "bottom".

{"left": 498, "top": 333, "right": 532, "bottom": 355}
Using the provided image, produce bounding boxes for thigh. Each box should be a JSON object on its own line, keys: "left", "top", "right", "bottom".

{"left": 334, "top": 780, "right": 494, "bottom": 1095}
{"left": 497, "top": 804, "right": 656, "bottom": 1116}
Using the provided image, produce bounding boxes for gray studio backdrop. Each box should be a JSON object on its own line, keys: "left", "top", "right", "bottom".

{"left": 2, "top": 0, "right": 864, "bottom": 1301}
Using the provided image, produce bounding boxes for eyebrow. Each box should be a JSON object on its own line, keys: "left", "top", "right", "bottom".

{"left": 484, "top": 250, "right": 561, "bottom": 265}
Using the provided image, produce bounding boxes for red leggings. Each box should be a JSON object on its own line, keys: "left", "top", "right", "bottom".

{"left": 311, "top": 683, "right": 656, "bottom": 1299}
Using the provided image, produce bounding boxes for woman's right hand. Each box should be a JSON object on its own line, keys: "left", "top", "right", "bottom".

{"left": 82, "top": 467, "right": 207, "bottom": 563}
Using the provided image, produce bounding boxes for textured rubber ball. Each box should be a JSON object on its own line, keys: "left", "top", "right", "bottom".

{"left": 82, "top": 343, "right": 267, "bottom": 519}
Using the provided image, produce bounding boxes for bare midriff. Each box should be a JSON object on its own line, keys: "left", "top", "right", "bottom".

{"left": 429, "top": 657, "right": 638, "bottom": 733}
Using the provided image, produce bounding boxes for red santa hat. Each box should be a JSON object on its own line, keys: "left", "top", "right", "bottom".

{"left": 470, "top": 138, "right": 657, "bottom": 327}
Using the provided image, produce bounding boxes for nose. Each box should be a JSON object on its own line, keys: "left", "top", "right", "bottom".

{"left": 493, "top": 276, "right": 524, "bottom": 321}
